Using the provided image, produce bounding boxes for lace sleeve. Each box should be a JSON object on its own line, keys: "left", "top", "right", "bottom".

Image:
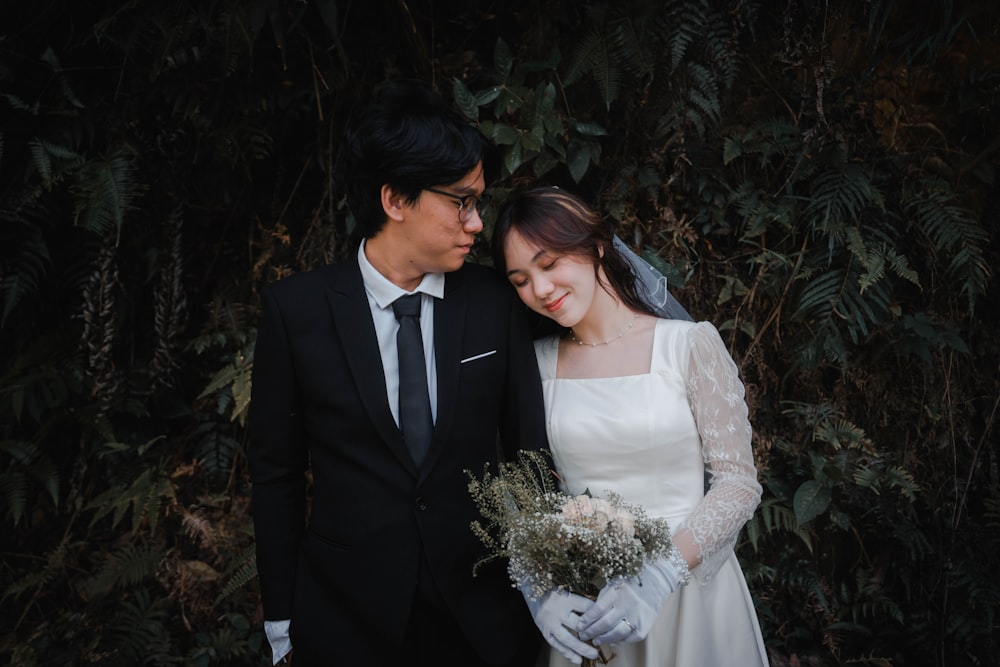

{"left": 674, "top": 321, "right": 762, "bottom": 582}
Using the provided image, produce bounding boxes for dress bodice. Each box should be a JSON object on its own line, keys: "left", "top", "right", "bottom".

{"left": 535, "top": 320, "right": 705, "bottom": 523}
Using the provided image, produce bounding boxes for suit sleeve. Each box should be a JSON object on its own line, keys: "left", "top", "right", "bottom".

{"left": 248, "top": 284, "right": 309, "bottom": 621}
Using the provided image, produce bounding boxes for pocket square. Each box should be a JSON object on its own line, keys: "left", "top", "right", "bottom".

{"left": 460, "top": 350, "right": 497, "bottom": 364}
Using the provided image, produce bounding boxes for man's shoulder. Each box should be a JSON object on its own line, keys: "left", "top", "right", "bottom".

{"left": 263, "top": 260, "right": 353, "bottom": 295}
{"left": 449, "top": 260, "right": 507, "bottom": 290}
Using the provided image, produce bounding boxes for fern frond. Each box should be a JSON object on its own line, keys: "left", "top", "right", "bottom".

{"left": 852, "top": 458, "right": 920, "bottom": 502}
{"left": 883, "top": 465, "right": 920, "bottom": 501}
{"left": 0, "top": 468, "right": 28, "bottom": 525}
{"left": 563, "top": 6, "right": 653, "bottom": 110}
{"left": 28, "top": 139, "right": 83, "bottom": 189}
{"left": 836, "top": 279, "right": 883, "bottom": 341}
{"left": 0, "top": 329, "right": 78, "bottom": 423}
{"left": 723, "top": 118, "right": 801, "bottom": 168}
{"left": 198, "top": 339, "right": 254, "bottom": 424}
{"left": 0, "top": 437, "right": 60, "bottom": 524}
{"left": 84, "top": 542, "right": 164, "bottom": 598}
{"left": 85, "top": 465, "right": 173, "bottom": 534}
{"left": 151, "top": 208, "right": 187, "bottom": 387}
{"left": 883, "top": 244, "right": 920, "bottom": 288}
{"left": 745, "top": 497, "right": 814, "bottom": 553}
{"left": 806, "top": 164, "right": 883, "bottom": 236}
{"left": 904, "top": 184, "right": 990, "bottom": 311}
{"left": 70, "top": 150, "right": 145, "bottom": 240}
{"left": 795, "top": 267, "right": 843, "bottom": 322}
{"left": 214, "top": 546, "right": 258, "bottom": 606}
{"left": 853, "top": 465, "right": 881, "bottom": 491}
{"left": 563, "top": 26, "right": 604, "bottom": 87}
{"left": 820, "top": 328, "right": 850, "bottom": 365}
{"left": 702, "top": 1, "right": 740, "bottom": 87}
{"left": 191, "top": 412, "right": 241, "bottom": 476}
{"left": 1, "top": 220, "right": 52, "bottom": 327}
{"left": 570, "top": 26, "right": 623, "bottom": 109}
{"left": 814, "top": 418, "right": 870, "bottom": 451}
{"left": 850, "top": 567, "right": 904, "bottom": 626}
{"left": 107, "top": 588, "right": 173, "bottom": 662}
{"left": 848, "top": 237, "right": 920, "bottom": 295}
{"left": 1, "top": 536, "right": 71, "bottom": 602}
{"left": 664, "top": 0, "right": 706, "bottom": 71}
{"left": 686, "top": 62, "right": 720, "bottom": 120}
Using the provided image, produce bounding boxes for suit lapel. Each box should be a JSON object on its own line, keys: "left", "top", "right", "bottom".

{"left": 325, "top": 260, "right": 417, "bottom": 474}
{"left": 424, "top": 271, "right": 466, "bottom": 472}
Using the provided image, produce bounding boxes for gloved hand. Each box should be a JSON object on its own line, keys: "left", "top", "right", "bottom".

{"left": 575, "top": 554, "right": 687, "bottom": 646}
{"left": 519, "top": 581, "right": 600, "bottom": 665}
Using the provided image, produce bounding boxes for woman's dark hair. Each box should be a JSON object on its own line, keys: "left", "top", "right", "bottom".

{"left": 491, "top": 187, "right": 655, "bottom": 316}
{"left": 342, "top": 79, "right": 492, "bottom": 239}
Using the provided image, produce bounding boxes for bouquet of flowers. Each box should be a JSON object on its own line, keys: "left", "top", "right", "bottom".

{"left": 467, "top": 450, "right": 677, "bottom": 665}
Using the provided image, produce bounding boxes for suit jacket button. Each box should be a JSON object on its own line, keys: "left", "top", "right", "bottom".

{"left": 415, "top": 497, "right": 427, "bottom": 511}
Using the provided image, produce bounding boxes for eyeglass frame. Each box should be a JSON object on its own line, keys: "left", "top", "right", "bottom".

{"left": 422, "top": 187, "right": 491, "bottom": 222}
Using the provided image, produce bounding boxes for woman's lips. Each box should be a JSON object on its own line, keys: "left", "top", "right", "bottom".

{"left": 544, "top": 295, "right": 566, "bottom": 312}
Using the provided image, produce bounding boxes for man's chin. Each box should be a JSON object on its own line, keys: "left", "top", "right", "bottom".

{"left": 444, "top": 256, "right": 471, "bottom": 272}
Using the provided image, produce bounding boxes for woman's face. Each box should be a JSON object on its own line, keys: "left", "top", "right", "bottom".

{"left": 502, "top": 227, "right": 598, "bottom": 328}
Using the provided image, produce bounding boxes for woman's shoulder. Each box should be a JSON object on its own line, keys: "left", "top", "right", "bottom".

{"left": 653, "top": 316, "right": 699, "bottom": 340}
{"left": 651, "top": 318, "right": 729, "bottom": 371}
{"left": 655, "top": 317, "right": 722, "bottom": 339}
{"left": 532, "top": 334, "right": 561, "bottom": 378}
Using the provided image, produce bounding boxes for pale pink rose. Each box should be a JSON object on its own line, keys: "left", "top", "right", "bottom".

{"left": 561, "top": 495, "right": 593, "bottom": 521}
{"left": 612, "top": 508, "right": 636, "bottom": 538}
{"left": 588, "top": 498, "right": 615, "bottom": 518}
{"left": 561, "top": 495, "right": 636, "bottom": 537}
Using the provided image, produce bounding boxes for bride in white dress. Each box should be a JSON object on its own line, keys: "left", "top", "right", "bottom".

{"left": 492, "top": 187, "right": 769, "bottom": 667}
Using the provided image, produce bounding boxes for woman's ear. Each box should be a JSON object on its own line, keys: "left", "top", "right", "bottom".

{"left": 381, "top": 184, "right": 406, "bottom": 222}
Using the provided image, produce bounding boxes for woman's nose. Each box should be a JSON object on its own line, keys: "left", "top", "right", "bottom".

{"left": 533, "top": 277, "right": 554, "bottom": 299}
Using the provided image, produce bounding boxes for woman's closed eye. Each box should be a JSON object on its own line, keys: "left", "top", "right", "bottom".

{"left": 511, "top": 259, "right": 559, "bottom": 287}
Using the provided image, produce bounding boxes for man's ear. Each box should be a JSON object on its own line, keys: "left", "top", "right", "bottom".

{"left": 381, "top": 184, "right": 406, "bottom": 222}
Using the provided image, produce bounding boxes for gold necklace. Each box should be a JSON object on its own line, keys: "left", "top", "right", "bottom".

{"left": 569, "top": 313, "right": 638, "bottom": 347}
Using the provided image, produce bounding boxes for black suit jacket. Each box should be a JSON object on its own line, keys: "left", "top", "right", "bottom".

{"left": 248, "top": 255, "right": 548, "bottom": 665}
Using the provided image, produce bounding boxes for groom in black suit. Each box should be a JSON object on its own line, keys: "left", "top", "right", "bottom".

{"left": 248, "top": 80, "right": 548, "bottom": 666}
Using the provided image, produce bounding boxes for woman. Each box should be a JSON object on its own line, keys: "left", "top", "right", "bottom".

{"left": 493, "top": 187, "right": 769, "bottom": 667}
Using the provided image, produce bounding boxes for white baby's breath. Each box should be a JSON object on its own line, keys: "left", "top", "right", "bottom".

{"left": 467, "top": 450, "right": 676, "bottom": 601}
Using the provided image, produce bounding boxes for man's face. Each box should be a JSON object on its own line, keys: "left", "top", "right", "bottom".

{"left": 400, "top": 162, "right": 486, "bottom": 276}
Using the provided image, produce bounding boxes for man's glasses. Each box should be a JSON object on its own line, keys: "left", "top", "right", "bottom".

{"left": 423, "top": 187, "right": 491, "bottom": 223}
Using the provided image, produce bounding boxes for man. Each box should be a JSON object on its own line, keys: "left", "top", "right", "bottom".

{"left": 247, "top": 80, "right": 548, "bottom": 666}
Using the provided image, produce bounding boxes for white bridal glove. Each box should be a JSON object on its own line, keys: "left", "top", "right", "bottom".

{"left": 519, "top": 581, "right": 600, "bottom": 665}
{"left": 576, "top": 554, "right": 689, "bottom": 646}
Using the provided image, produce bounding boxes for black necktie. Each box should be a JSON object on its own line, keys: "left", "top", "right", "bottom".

{"left": 392, "top": 294, "right": 433, "bottom": 466}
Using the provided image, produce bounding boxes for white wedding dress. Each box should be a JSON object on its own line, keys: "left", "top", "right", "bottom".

{"left": 535, "top": 318, "right": 770, "bottom": 667}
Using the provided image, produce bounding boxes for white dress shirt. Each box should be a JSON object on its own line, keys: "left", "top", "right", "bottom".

{"left": 357, "top": 240, "right": 443, "bottom": 423}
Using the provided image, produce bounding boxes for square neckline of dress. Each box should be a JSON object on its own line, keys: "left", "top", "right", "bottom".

{"left": 552, "top": 317, "right": 664, "bottom": 381}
